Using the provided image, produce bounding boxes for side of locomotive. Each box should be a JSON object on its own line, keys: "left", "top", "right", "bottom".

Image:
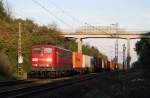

{"left": 31, "top": 45, "right": 73, "bottom": 77}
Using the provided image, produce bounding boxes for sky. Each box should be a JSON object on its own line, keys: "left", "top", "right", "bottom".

{"left": 5, "top": 0, "right": 150, "bottom": 65}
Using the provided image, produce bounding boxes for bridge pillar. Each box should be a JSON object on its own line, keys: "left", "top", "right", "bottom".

{"left": 77, "top": 38, "right": 82, "bottom": 53}
{"left": 126, "top": 38, "right": 131, "bottom": 70}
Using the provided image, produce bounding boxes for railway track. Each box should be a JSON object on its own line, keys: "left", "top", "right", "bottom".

{"left": 0, "top": 72, "right": 113, "bottom": 98}
{"left": 0, "top": 79, "right": 53, "bottom": 97}
{"left": 0, "top": 80, "right": 36, "bottom": 87}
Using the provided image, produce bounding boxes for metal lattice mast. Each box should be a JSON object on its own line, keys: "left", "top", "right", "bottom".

{"left": 18, "top": 23, "right": 23, "bottom": 76}
{"left": 122, "top": 44, "right": 126, "bottom": 70}
{"left": 115, "top": 39, "right": 118, "bottom": 65}
{"left": 112, "top": 23, "right": 118, "bottom": 65}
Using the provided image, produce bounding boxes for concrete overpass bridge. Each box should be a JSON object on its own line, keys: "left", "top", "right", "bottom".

{"left": 61, "top": 29, "right": 150, "bottom": 69}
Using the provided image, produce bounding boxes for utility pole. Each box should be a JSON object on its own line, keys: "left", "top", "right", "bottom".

{"left": 18, "top": 23, "right": 23, "bottom": 77}
{"left": 122, "top": 44, "right": 126, "bottom": 70}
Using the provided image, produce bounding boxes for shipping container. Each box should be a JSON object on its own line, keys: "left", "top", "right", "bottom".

{"left": 98, "top": 58, "right": 103, "bottom": 69}
{"left": 106, "top": 61, "right": 115, "bottom": 70}
{"left": 82, "top": 55, "right": 93, "bottom": 72}
{"left": 72, "top": 52, "right": 83, "bottom": 68}
{"left": 118, "top": 64, "right": 123, "bottom": 70}
{"left": 82, "top": 55, "right": 93, "bottom": 68}
{"left": 91, "top": 57, "right": 103, "bottom": 72}
{"left": 101, "top": 59, "right": 105, "bottom": 69}
{"left": 110, "top": 62, "right": 114, "bottom": 70}
{"left": 103, "top": 60, "right": 108, "bottom": 69}
{"left": 107, "top": 60, "right": 111, "bottom": 70}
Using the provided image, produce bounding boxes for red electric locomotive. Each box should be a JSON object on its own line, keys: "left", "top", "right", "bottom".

{"left": 31, "top": 45, "right": 73, "bottom": 77}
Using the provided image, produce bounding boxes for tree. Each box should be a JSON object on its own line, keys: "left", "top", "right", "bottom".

{"left": 0, "top": 0, "right": 11, "bottom": 21}
{"left": 134, "top": 32, "right": 150, "bottom": 69}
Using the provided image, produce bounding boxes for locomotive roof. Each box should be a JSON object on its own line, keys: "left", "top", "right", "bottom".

{"left": 32, "top": 45, "right": 72, "bottom": 52}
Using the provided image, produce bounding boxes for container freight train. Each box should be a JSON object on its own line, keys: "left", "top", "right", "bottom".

{"left": 30, "top": 45, "right": 116, "bottom": 78}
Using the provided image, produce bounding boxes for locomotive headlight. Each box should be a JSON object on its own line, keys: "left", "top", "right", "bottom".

{"left": 46, "top": 64, "right": 49, "bottom": 67}
{"left": 34, "top": 64, "right": 38, "bottom": 67}
{"left": 32, "top": 58, "right": 38, "bottom": 62}
{"left": 46, "top": 58, "right": 52, "bottom": 62}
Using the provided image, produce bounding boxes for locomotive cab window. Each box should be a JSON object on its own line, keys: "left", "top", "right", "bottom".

{"left": 33, "top": 48, "right": 41, "bottom": 54}
{"left": 44, "top": 48, "right": 52, "bottom": 54}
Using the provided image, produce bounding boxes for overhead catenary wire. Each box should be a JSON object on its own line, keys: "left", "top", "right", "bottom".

{"left": 47, "top": 0, "right": 113, "bottom": 36}
{"left": 47, "top": 0, "right": 84, "bottom": 32}
{"left": 31, "top": 0, "right": 74, "bottom": 29}
{"left": 48, "top": 0, "right": 80, "bottom": 23}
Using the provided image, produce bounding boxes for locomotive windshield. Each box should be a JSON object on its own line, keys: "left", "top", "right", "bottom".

{"left": 44, "top": 48, "right": 52, "bottom": 54}
{"left": 33, "top": 48, "right": 41, "bottom": 54}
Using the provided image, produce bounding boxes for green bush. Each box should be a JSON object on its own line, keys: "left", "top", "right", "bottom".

{"left": 0, "top": 53, "right": 15, "bottom": 79}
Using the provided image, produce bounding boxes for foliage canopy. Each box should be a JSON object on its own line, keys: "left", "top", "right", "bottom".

{"left": 133, "top": 32, "right": 150, "bottom": 69}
